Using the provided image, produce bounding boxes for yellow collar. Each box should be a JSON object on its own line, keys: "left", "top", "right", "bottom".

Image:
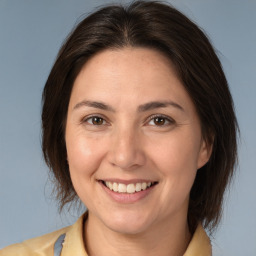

{"left": 62, "top": 213, "right": 212, "bottom": 256}
{"left": 1, "top": 212, "right": 211, "bottom": 255}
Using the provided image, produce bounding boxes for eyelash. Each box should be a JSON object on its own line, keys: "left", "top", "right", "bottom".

{"left": 81, "top": 114, "right": 175, "bottom": 127}
{"left": 82, "top": 115, "right": 108, "bottom": 126}
{"left": 146, "top": 114, "right": 175, "bottom": 127}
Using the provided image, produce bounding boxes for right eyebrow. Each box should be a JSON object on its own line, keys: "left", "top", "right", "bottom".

{"left": 137, "top": 100, "right": 184, "bottom": 112}
{"left": 73, "top": 100, "right": 115, "bottom": 112}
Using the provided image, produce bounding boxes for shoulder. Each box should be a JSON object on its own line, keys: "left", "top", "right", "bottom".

{"left": 0, "top": 226, "right": 70, "bottom": 256}
{"left": 0, "top": 213, "right": 87, "bottom": 256}
{"left": 184, "top": 223, "right": 212, "bottom": 256}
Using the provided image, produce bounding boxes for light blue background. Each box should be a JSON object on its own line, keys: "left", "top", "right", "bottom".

{"left": 0, "top": 0, "right": 255, "bottom": 255}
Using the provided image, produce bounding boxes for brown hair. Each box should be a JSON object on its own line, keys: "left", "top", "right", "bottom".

{"left": 42, "top": 0, "right": 238, "bottom": 232}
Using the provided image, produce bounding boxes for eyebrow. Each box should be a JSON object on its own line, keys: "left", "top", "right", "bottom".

{"left": 73, "top": 100, "right": 184, "bottom": 112}
{"left": 73, "top": 100, "right": 115, "bottom": 112}
{"left": 138, "top": 101, "right": 184, "bottom": 112}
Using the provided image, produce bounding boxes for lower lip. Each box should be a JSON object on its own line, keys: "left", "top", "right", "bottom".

{"left": 100, "top": 182, "right": 156, "bottom": 204}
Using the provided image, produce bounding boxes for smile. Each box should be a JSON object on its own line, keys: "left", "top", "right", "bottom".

{"left": 102, "top": 181, "right": 157, "bottom": 194}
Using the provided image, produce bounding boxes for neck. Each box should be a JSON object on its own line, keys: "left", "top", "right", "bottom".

{"left": 84, "top": 212, "right": 191, "bottom": 256}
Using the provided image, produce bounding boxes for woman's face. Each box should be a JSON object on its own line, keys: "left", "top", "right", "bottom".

{"left": 65, "top": 48, "right": 210, "bottom": 234}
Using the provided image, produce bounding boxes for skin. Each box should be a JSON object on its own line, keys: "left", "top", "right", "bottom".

{"left": 65, "top": 47, "right": 211, "bottom": 256}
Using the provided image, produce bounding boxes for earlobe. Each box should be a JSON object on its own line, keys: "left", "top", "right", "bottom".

{"left": 197, "top": 139, "right": 213, "bottom": 169}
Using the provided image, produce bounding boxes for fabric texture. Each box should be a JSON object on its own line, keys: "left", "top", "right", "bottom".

{"left": 0, "top": 213, "right": 212, "bottom": 255}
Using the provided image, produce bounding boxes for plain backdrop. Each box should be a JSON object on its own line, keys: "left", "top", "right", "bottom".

{"left": 0, "top": 0, "right": 255, "bottom": 255}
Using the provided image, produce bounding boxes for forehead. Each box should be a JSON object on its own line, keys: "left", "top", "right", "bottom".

{"left": 69, "top": 47, "right": 195, "bottom": 113}
{"left": 84, "top": 47, "right": 175, "bottom": 70}
{"left": 80, "top": 47, "right": 178, "bottom": 81}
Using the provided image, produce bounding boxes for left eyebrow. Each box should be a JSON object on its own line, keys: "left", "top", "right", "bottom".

{"left": 73, "top": 100, "right": 115, "bottom": 112}
{"left": 137, "top": 101, "right": 184, "bottom": 112}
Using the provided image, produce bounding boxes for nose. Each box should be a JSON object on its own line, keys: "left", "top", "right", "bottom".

{"left": 107, "top": 127, "right": 146, "bottom": 170}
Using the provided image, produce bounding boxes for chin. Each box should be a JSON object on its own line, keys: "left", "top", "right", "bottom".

{"left": 101, "top": 210, "right": 154, "bottom": 235}
{"left": 108, "top": 221, "right": 150, "bottom": 235}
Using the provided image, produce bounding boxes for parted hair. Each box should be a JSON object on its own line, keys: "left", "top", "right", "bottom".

{"left": 42, "top": 0, "right": 238, "bottom": 232}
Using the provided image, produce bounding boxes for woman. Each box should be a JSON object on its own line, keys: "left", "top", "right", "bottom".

{"left": 1, "top": 1, "right": 238, "bottom": 255}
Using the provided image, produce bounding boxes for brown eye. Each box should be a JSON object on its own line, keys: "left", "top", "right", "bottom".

{"left": 153, "top": 117, "right": 166, "bottom": 126}
{"left": 92, "top": 117, "right": 104, "bottom": 125}
{"left": 147, "top": 115, "right": 173, "bottom": 127}
{"left": 85, "top": 116, "right": 106, "bottom": 125}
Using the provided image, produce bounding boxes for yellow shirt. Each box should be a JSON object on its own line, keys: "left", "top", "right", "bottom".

{"left": 0, "top": 213, "right": 211, "bottom": 255}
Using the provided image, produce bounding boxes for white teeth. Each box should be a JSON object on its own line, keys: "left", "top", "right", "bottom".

{"left": 104, "top": 181, "right": 155, "bottom": 194}
{"left": 118, "top": 183, "right": 127, "bottom": 193}
{"left": 141, "top": 182, "right": 147, "bottom": 190}
{"left": 135, "top": 183, "right": 142, "bottom": 192}
{"left": 127, "top": 184, "right": 135, "bottom": 193}
{"left": 113, "top": 182, "right": 118, "bottom": 192}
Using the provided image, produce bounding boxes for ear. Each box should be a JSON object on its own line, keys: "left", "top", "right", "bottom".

{"left": 197, "top": 138, "right": 213, "bottom": 169}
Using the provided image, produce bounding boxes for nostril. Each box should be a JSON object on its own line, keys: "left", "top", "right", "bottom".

{"left": 107, "top": 137, "right": 146, "bottom": 170}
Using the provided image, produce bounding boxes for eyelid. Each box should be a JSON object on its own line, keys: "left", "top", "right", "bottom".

{"left": 145, "top": 114, "right": 175, "bottom": 126}
{"left": 80, "top": 113, "right": 175, "bottom": 127}
{"left": 81, "top": 114, "right": 109, "bottom": 125}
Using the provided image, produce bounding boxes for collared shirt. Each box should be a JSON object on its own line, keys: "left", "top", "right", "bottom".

{"left": 0, "top": 213, "right": 212, "bottom": 255}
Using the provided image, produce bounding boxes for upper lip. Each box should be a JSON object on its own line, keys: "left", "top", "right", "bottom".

{"left": 98, "top": 179, "right": 158, "bottom": 185}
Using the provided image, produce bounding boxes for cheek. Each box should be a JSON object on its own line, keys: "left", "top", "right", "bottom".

{"left": 66, "top": 131, "right": 106, "bottom": 179}
{"left": 65, "top": 131, "right": 109, "bottom": 207}
{"left": 149, "top": 132, "right": 200, "bottom": 198}
{"left": 150, "top": 132, "right": 201, "bottom": 173}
